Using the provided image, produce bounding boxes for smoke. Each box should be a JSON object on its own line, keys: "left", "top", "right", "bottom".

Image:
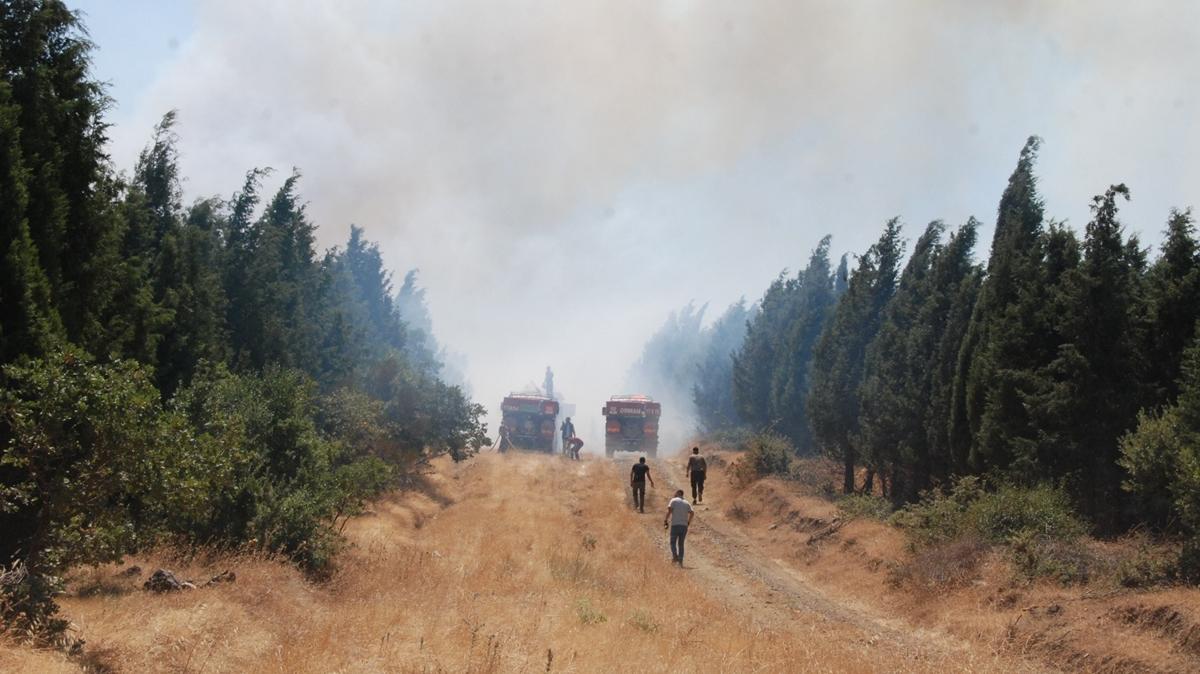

{"left": 97, "top": 0, "right": 1199, "bottom": 442}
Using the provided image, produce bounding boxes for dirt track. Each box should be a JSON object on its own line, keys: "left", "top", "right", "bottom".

{"left": 3, "top": 449, "right": 1061, "bottom": 673}
{"left": 608, "top": 454, "right": 1047, "bottom": 673}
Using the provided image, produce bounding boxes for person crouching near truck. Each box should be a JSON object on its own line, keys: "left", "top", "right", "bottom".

{"left": 567, "top": 436, "right": 584, "bottom": 460}
{"left": 630, "top": 457, "right": 654, "bottom": 513}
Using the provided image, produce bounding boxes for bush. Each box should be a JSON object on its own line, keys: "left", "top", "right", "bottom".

{"left": 1115, "top": 540, "right": 1179, "bottom": 588}
{"left": 837, "top": 493, "right": 893, "bottom": 520}
{"left": 172, "top": 365, "right": 390, "bottom": 575}
{"left": 0, "top": 351, "right": 196, "bottom": 635}
{"left": 1009, "top": 530, "right": 1095, "bottom": 585}
{"left": 888, "top": 537, "right": 988, "bottom": 591}
{"left": 892, "top": 477, "right": 1089, "bottom": 583}
{"left": 708, "top": 426, "right": 755, "bottom": 451}
{"left": 731, "top": 432, "right": 794, "bottom": 485}
{"left": 892, "top": 477, "right": 1085, "bottom": 548}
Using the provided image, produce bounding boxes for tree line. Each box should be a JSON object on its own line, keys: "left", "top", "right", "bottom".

{"left": 633, "top": 135, "right": 1198, "bottom": 545}
{"left": 0, "top": 1, "right": 486, "bottom": 634}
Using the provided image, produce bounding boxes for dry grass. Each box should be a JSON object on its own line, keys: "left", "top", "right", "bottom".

{"left": 3, "top": 453, "right": 916, "bottom": 673}
{"left": 13, "top": 448, "right": 1199, "bottom": 672}
{"left": 703, "top": 448, "right": 1200, "bottom": 674}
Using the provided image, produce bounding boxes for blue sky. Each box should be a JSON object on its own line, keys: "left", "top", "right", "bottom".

{"left": 74, "top": 1, "right": 193, "bottom": 125}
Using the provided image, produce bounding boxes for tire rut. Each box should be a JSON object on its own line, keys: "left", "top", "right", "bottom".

{"left": 608, "top": 455, "right": 1052, "bottom": 672}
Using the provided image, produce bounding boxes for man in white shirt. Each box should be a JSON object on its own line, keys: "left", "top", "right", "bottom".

{"left": 664, "top": 489, "right": 694, "bottom": 566}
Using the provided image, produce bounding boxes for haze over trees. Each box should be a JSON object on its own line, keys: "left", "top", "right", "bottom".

{"left": 633, "top": 134, "right": 1200, "bottom": 553}
{"left": 0, "top": 1, "right": 485, "bottom": 635}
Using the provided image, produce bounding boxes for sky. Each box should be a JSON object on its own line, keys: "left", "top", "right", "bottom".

{"left": 74, "top": 0, "right": 1200, "bottom": 445}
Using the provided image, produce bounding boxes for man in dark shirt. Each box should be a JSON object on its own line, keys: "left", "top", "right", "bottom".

{"left": 686, "top": 446, "right": 707, "bottom": 504}
{"left": 630, "top": 456, "right": 655, "bottom": 513}
{"left": 560, "top": 417, "right": 575, "bottom": 454}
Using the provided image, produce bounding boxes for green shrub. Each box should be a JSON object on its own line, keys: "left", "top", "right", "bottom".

{"left": 892, "top": 477, "right": 1089, "bottom": 584}
{"left": 1115, "top": 542, "right": 1179, "bottom": 588}
{"left": 708, "top": 426, "right": 755, "bottom": 451}
{"left": 1009, "top": 530, "right": 1094, "bottom": 585}
{"left": 0, "top": 351, "right": 195, "bottom": 636}
{"left": 731, "top": 432, "right": 794, "bottom": 485}
{"left": 838, "top": 493, "right": 893, "bottom": 520}
{"left": 966, "top": 483, "right": 1087, "bottom": 543}
{"left": 893, "top": 477, "right": 1085, "bottom": 548}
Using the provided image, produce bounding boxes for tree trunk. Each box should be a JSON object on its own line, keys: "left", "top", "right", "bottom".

{"left": 842, "top": 449, "right": 855, "bottom": 494}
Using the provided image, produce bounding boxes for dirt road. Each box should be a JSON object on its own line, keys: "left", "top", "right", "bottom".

{"left": 608, "top": 455, "right": 1044, "bottom": 673}
{"left": 3, "top": 450, "right": 1047, "bottom": 673}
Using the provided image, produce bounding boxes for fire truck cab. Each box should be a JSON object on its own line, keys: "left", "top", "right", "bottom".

{"left": 602, "top": 395, "right": 660, "bottom": 458}
{"left": 500, "top": 394, "right": 559, "bottom": 453}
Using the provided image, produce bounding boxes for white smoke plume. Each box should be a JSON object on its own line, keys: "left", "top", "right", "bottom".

{"left": 94, "top": 0, "right": 1199, "bottom": 447}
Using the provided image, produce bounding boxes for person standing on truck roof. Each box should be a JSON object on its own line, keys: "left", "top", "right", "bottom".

{"left": 687, "top": 446, "right": 707, "bottom": 504}
{"left": 630, "top": 457, "right": 654, "bottom": 513}
{"left": 665, "top": 489, "right": 694, "bottom": 566}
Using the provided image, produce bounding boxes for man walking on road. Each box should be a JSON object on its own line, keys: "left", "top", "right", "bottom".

{"left": 630, "top": 457, "right": 654, "bottom": 512}
{"left": 687, "top": 446, "right": 707, "bottom": 504}
{"left": 665, "top": 489, "right": 694, "bottom": 566}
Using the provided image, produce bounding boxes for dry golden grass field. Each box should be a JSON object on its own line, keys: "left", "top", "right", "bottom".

{"left": 3, "top": 448, "right": 1199, "bottom": 673}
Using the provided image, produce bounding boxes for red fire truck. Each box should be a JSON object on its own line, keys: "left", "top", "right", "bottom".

{"left": 602, "top": 395, "right": 661, "bottom": 457}
{"left": 500, "top": 394, "right": 559, "bottom": 453}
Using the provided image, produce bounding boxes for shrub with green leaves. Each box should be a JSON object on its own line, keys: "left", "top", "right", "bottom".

{"left": 731, "top": 432, "right": 794, "bottom": 485}
{"left": 892, "top": 477, "right": 1091, "bottom": 584}
{"left": 893, "top": 477, "right": 1085, "bottom": 547}
{"left": 171, "top": 365, "right": 391, "bottom": 574}
{"left": 837, "top": 493, "right": 893, "bottom": 520}
{"left": 0, "top": 351, "right": 197, "bottom": 633}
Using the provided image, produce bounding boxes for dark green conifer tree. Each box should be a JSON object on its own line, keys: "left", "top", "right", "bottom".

{"left": 809, "top": 219, "right": 904, "bottom": 493}
{"left": 0, "top": 79, "right": 61, "bottom": 361}
{"left": 1145, "top": 209, "right": 1200, "bottom": 404}
{"left": 953, "top": 137, "right": 1057, "bottom": 474}
{"left": 771, "top": 236, "right": 838, "bottom": 450}
{"left": 694, "top": 298, "right": 753, "bottom": 434}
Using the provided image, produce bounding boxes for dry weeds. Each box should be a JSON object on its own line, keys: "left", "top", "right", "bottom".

{"left": 2, "top": 453, "right": 906, "bottom": 673}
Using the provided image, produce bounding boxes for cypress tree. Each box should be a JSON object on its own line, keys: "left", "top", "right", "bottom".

{"left": 694, "top": 298, "right": 753, "bottom": 435}
{"left": 953, "top": 137, "right": 1057, "bottom": 474}
{"left": 858, "top": 222, "right": 942, "bottom": 501}
{"left": 926, "top": 220, "right": 982, "bottom": 482}
{"left": 0, "top": 1, "right": 114, "bottom": 340}
{"left": 810, "top": 219, "right": 904, "bottom": 493}
{"left": 733, "top": 272, "right": 791, "bottom": 430}
{"left": 1145, "top": 209, "right": 1200, "bottom": 404}
{"left": 0, "top": 79, "right": 61, "bottom": 361}
{"left": 771, "top": 236, "right": 837, "bottom": 450}
{"left": 1027, "top": 185, "right": 1147, "bottom": 527}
